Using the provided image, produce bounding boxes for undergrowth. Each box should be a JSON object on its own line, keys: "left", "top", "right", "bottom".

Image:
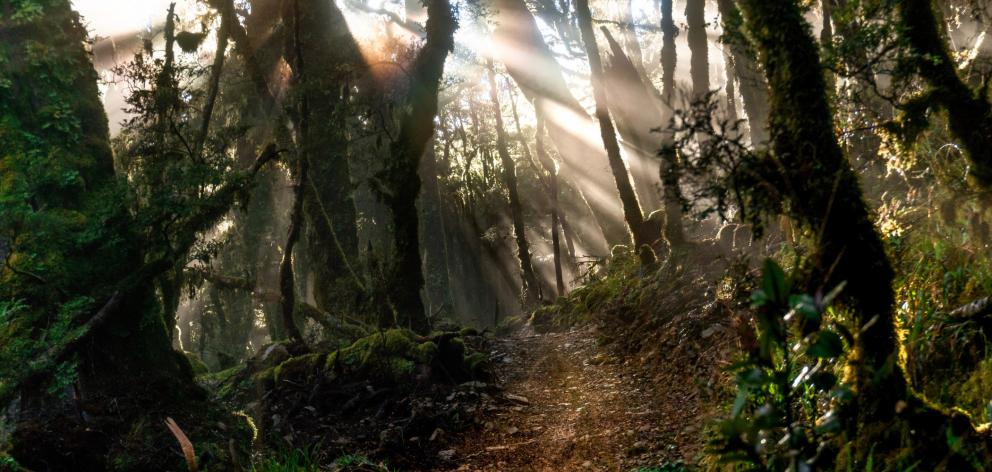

{"left": 529, "top": 248, "right": 641, "bottom": 332}
{"left": 893, "top": 225, "right": 992, "bottom": 421}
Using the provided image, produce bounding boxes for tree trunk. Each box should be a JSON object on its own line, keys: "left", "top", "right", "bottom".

{"left": 686, "top": 0, "right": 709, "bottom": 99}
{"left": 897, "top": 0, "right": 992, "bottom": 189}
{"left": 379, "top": 0, "right": 457, "bottom": 334}
{"left": 285, "top": 0, "right": 364, "bottom": 315}
{"left": 723, "top": 48, "right": 740, "bottom": 125}
{"left": 492, "top": 0, "right": 621, "bottom": 254}
{"left": 601, "top": 28, "right": 685, "bottom": 245}
{"left": 601, "top": 29, "right": 663, "bottom": 214}
{"left": 821, "top": 0, "right": 835, "bottom": 92}
{"left": 536, "top": 115, "right": 568, "bottom": 297}
{"left": 717, "top": 0, "right": 770, "bottom": 146}
{"left": 738, "top": 0, "right": 901, "bottom": 420}
{"left": 617, "top": 0, "right": 647, "bottom": 77}
{"left": 660, "top": 0, "right": 677, "bottom": 102}
{"left": 419, "top": 134, "right": 454, "bottom": 318}
{"left": 487, "top": 60, "right": 542, "bottom": 307}
{"left": 194, "top": 5, "right": 231, "bottom": 158}
{"left": 574, "top": 0, "right": 657, "bottom": 266}
{"left": 0, "top": 3, "right": 248, "bottom": 468}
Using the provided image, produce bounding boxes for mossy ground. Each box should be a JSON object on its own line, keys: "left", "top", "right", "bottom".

{"left": 204, "top": 327, "right": 492, "bottom": 469}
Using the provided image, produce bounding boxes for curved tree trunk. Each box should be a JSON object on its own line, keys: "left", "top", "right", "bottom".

{"left": 601, "top": 28, "right": 685, "bottom": 246}
{"left": 897, "top": 0, "right": 992, "bottom": 189}
{"left": 1, "top": 3, "right": 256, "bottom": 468}
{"left": 379, "top": 0, "right": 457, "bottom": 333}
{"left": 574, "top": 0, "right": 657, "bottom": 266}
{"left": 738, "top": 0, "right": 901, "bottom": 421}
{"left": 492, "top": 0, "right": 622, "bottom": 254}
{"left": 602, "top": 29, "right": 662, "bottom": 214}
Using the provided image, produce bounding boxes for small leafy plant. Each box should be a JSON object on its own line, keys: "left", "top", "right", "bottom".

{"left": 713, "top": 259, "right": 851, "bottom": 470}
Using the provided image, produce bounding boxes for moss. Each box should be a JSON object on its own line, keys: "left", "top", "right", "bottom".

{"left": 273, "top": 353, "right": 326, "bottom": 384}
{"left": 954, "top": 359, "right": 992, "bottom": 422}
{"left": 415, "top": 341, "right": 439, "bottom": 363}
{"left": 496, "top": 314, "right": 526, "bottom": 335}
{"left": 463, "top": 351, "right": 489, "bottom": 375}
{"left": 527, "top": 250, "right": 642, "bottom": 333}
{"left": 184, "top": 351, "right": 209, "bottom": 376}
{"left": 253, "top": 367, "right": 276, "bottom": 391}
{"left": 200, "top": 364, "right": 245, "bottom": 383}
{"left": 831, "top": 396, "right": 992, "bottom": 471}
{"left": 319, "top": 329, "right": 435, "bottom": 384}
{"left": 256, "top": 328, "right": 488, "bottom": 396}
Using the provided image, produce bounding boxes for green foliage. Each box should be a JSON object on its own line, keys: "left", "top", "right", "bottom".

{"left": 713, "top": 259, "right": 850, "bottom": 469}
{"left": 893, "top": 225, "right": 992, "bottom": 419}
{"left": 184, "top": 351, "right": 210, "bottom": 376}
{"left": 248, "top": 328, "right": 487, "bottom": 396}
{"left": 530, "top": 249, "right": 638, "bottom": 332}
{"left": 636, "top": 461, "right": 689, "bottom": 472}
{"left": 175, "top": 31, "right": 208, "bottom": 53}
{"left": 0, "top": 0, "right": 144, "bottom": 403}
{"left": 0, "top": 454, "right": 26, "bottom": 472}
{"left": 333, "top": 453, "right": 390, "bottom": 470}
{"left": 252, "top": 448, "right": 318, "bottom": 472}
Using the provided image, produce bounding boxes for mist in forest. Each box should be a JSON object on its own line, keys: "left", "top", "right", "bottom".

{"left": 5, "top": 0, "right": 992, "bottom": 470}
{"left": 70, "top": 0, "right": 739, "bottom": 352}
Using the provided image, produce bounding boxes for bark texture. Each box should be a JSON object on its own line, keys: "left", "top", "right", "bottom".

{"left": 379, "top": 0, "right": 457, "bottom": 333}
{"left": 686, "top": 0, "right": 710, "bottom": 99}
{"left": 738, "top": 0, "right": 901, "bottom": 417}
{"left": 283, "top": 0, "right": 364, "bottom": 314}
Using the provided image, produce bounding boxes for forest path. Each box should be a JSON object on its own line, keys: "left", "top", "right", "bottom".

{"left": 444, "top": 326, "right": 689, "bottom": 471}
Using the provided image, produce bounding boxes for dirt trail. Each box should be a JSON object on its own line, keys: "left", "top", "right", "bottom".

{"left": 445, "top": 326, "right": 692, "bottom": 471}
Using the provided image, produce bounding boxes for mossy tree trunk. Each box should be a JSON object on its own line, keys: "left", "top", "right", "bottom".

{"left": 601, "top": 29, "right": 663, "bottom": 215}
{"left": 0, "top": 3, "right": 254, "bottom": 468}
{"left": 378, "top": 0, "right": 457, "bottom": 334}
{"left": 657, "top": 0, "right": 689, "bottom": 246}
{"left": 737, "top": 0, "right": 903, "bottom": 419}
{"left": 574, "top": 0, "right": 657, "bottom": 266}
{"left": 283, "top": 0, "right": 364, "bottom": 315}
{"left": 897, "top": 0, "right": 992, "bottom": 189}
{"left": 601, "top": 28, "right": 685, "bottom": 247}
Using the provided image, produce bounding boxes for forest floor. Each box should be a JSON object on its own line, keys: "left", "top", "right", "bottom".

{"left": 441, "top": 324, "right": 704, "bottom": 471}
